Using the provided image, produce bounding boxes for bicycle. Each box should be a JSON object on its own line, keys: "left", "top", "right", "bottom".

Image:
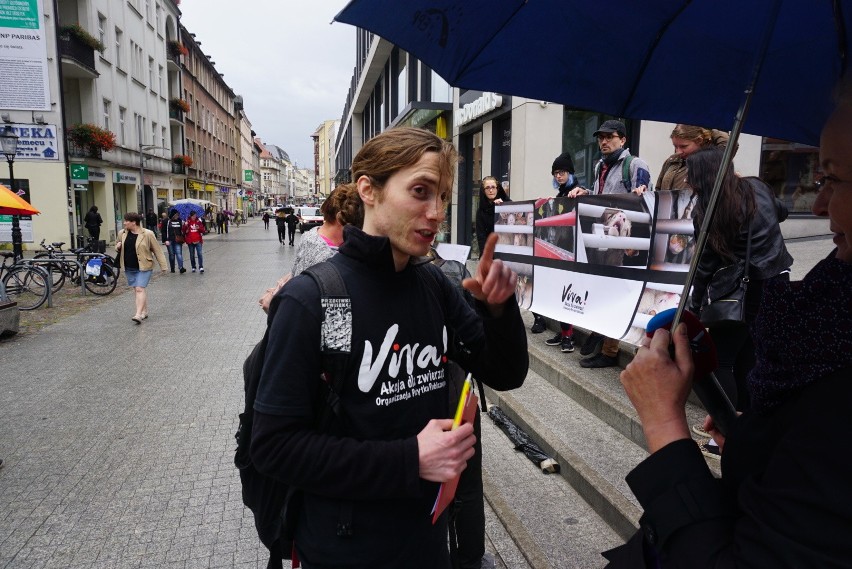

{"left": 32, "top": 239, "right": 119, "bottom": 296}
{"left": 0, "top": 252, "right": 49, "bottom": 310}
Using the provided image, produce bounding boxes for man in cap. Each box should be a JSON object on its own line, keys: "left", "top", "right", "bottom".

{"left": 569, "top": 119, "right": 652, "bottom": 368}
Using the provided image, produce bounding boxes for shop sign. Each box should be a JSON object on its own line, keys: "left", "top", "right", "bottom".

{"left": 188, "top": 180, "right": 202, "bottom": 191}
{"left": 157, "top": 189, "right": 168, "bottom": 198}
{"left": 173, "top": 189, "right": 184, "bottom": 199}
{"left": 3, "top": 123, "right": 59, "bottom": 160}
{"left": 70, "top": 163, "right": 88, "bottom": 182}
{"left": 88, "top": 168, "right": 107, "bottom": 182}
{"left": 244, "top": 170, "right": 253, "bottom": 182}
{"left": 456, "top": 92, "right": 503, "bottom": 127}
{"left": 114, "top": 171, "right": 138, "bottom": 184}
{"left": 220, "top": 187, "right": 230, "bottom": 194}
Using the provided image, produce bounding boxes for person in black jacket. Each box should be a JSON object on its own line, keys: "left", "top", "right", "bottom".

{"left": 162, "top": 209, "right": 186, "bottom": 274}
{"left": 604, "top": 89, "right": 852, "bottom": 569}
{"left": 251, "top": 127, "right": 528, "bottom": 569}
{"left": 475, "top": 176, "right": 509, "bottom": 255}
{"left": 83, "top": 205, "right": 103, "bottom": 241}
{"left": 686, "top": 148, "right": 792, "bottom": 422}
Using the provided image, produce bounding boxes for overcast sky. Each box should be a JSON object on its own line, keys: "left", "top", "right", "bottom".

{"left": 178, "top": 0, "right": 354, "bottom": 168}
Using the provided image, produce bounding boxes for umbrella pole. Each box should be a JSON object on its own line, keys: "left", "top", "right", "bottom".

{"left": 671, "top": 0, "right": 782, "bottom": 331}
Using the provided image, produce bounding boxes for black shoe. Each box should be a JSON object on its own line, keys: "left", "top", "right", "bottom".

{"left": 560, "top": 336, "right": 575, "bottom": 353}
{"left": 580, "top": 333, "right": 605, "bottom": 356}
{"left": 530, "top": 316, "right": 546, "bottom": 334}
{"left": 579, "top": 353, "right": 618, "bottom": 368}
{"left": 179, "top": 267, "right": 186, "bottom": 274}
{"left": 170, "top": 269, "right": 175, "bottom": 273}
{"left": 544, "top": 332, "right": 562, "bottom": 346}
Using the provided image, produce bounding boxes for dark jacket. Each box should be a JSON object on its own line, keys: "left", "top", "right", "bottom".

{"left": 603, "top": 364, "right": 852, "bottom": 568}
{"left": 475, "top": 185, "right": 510, "bottom": 253}
{"left": 251, "top": 225, "right": 528, "bottom": 568}
{"left": 163, "top": 218, "right": 184, "bottom": 243}
{"left": 690, "top": 177, "right": 792, "bottom": 311}
{"left": 84, "top": 210, "right": 102, "bottom": 229}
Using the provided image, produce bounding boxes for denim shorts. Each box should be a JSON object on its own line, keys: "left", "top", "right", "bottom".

{"left": 125, "top": 269, "right": 152, "bottom": 288}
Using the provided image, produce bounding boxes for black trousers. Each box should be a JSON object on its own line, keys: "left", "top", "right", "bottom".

{"left": 277, "top": 227, "right": 286, "bottom": 243}
{"left": 449, "top": 408, "right": 485, "bottom": 569}
{"left": 288, "top": 227, "right": 296, "bottom": 244}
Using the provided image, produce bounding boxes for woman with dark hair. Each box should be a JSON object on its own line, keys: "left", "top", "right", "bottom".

{"left": 115, "top": 212, "right": 167, "bottom": 323}
{"left": 475, "top": 176, "right": 509, "bottom": 255}
{"left": 84, "top": 205, "right": 103, "bottom": 241}
{"left": 686, "top": 148, "right": 792, "bottom": 434}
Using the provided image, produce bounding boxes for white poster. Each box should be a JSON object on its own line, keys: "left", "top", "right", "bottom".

{"left": 4, "top": 123, "right": 59, "bottom": 160}
{"left": 495, "top": 191, "right": 696, "bottom": 346}
{"left": 0, "top": 0, "right": 50, "bottom": 111}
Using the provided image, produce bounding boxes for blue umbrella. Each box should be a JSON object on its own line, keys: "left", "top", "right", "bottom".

{"left": 335, "top": 0, "right": 849, "bottom": 147}
{"left": 168, "top": 201, "right": 204, "bottom": 220}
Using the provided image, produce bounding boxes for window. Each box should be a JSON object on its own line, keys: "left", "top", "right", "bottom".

{"left": 115, "top": 28, "right": 123, "bottom": 69}
{"left": 119, "top": 107, "right": 126, "bottom": 145}
{"left": 158, "top": 65, "right": 164, "bottom": 94}
{"left": 148, "top": 56, "right": 154, "bottom": 89}
{"left": 161, "top": 127, "right": 167, "bottom": 150}
{"left": 97, "top": 14, "right": 107, "bottom": 54}
{"left": 430, "top": 71, "right": 451, "bottom": 103}
{"left": 145, "top": 0, "right": 151, "bottom": 22}
{"left": 151, "top": 122, "right": 157, "bottom": 147}
{"left": 155, "top": 4, "right": 161, "bottom": 34}
{"left": 103, "top": 99, "right": 111, "bottom": 131}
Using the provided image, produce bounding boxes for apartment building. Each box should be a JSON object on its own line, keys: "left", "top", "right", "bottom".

{"left": 179, "top": 24, "right": 239, "bottom": 213}
{"left": 311, "top": 119, "right": 338, "bottom": 199}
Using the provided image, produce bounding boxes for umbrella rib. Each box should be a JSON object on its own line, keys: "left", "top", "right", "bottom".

{"left": 621, "top": 0, "right": 693, "bottom": 116}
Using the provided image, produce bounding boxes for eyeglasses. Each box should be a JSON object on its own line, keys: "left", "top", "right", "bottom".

{"left": 596, "top": 133, "right": 622, "bottom": 141}
{"left": 552, "top": 170, "right": 568, "bottom": 176}
{"left": 814, "top": 175, "right": 851, "bottom": 191}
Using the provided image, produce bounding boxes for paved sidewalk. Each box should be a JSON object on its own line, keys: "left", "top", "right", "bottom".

{"left": 0, "top": 220, "right": 527, "bottom": 568}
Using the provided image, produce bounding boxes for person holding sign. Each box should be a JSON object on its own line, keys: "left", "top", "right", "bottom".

{"left": 250, "top": 127, "right": 528, "bottom": 569}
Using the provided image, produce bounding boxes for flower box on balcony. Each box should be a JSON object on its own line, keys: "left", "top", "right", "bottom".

{"left": 170, "top": 98, "right": 190, "bottom": 113}
{"left": 173, "top": 154, "right": 193, "bottom": 167}
{"left": 59, "top": 24, "right": 106, "bottom": 52}
{"left": 67, "top": 123, "right": 116, "bottom": 155}
{"left": 167, "top": 40, "right": 189, "bottom": 58}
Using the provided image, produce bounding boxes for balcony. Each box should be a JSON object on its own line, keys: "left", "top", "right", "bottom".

{"left": 166, "top": 51, "right": 181, "bottom": 71}
{"left": 172, "top": 163, "right": 186, "bottom": 175}
{"left": 67, "top": 140, "right": 103, "bottom": 160}
{"left": 169, "top": 108, "right": 184, "bottom": 124}
{"left": 59, "top": 32, "right": 99, "bottom": 79}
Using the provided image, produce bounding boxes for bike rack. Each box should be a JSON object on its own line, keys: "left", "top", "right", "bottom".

{"left": 21, "top": 258, "right": 87, "bottom": 305}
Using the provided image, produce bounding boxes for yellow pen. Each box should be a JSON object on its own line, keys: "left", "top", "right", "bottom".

{"left": 452, "top": 374, "right": 472, "bottom": 428}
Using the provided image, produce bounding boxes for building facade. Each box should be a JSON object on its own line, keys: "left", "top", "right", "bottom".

{"left": 311, "top": 119, "right": 338, "bottom": 199}
{"left": 179, "top": 24, "right": 239, "bottom": 213}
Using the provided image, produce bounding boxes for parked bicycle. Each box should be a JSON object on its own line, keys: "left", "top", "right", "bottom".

{"left": 32, "top": 239, "right": 119, "bottom": 296}
{"left": 0, "top": 252, "right": 49, "bottom": 310}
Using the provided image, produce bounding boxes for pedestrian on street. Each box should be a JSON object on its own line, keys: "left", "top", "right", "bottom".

{"left": 115, "top": 211, "right": 167, "bottom": 324}
{"left": 163, "top": 208, "right": 186, "bottom": 274}
{"left": 145, "top": 209, "right": 159, "bottom": 235}
{"left": 250, "top": 127, "right": 529, "bottom": 568}
{"left": 216, "top": 211, "right": 225, "bottom": 234}
{"left": 84, "top": 205, "right": 103, "bottom": 242}
{"left": 284, "top": 209, "right": 299, "bottom": 246}
{"left": 275, "top": 210, "right": 287, "bottom": 244}
{"left": 262, "top": 211, "right": 270, "bottom": 230}
{"left": 182, "top": 211, "right": 206, "bottom": 273}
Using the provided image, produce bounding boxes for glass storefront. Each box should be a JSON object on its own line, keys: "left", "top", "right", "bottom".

{"left": 463, "top": 130, "right": 484, "bottom": 257}
{"left": 760, "top": 139, "right": 819, "bottom": 214}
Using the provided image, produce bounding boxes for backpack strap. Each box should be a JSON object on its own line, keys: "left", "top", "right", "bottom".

{"left": 621, "top": 154, "right": 635, "bottom": 191}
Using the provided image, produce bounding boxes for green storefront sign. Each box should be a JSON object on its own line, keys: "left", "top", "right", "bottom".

{"left": 0, "top": 0, "right": 39, "bottom": 29}
{"left": 244, "top": 170, "right": 253, "bottom": 182}
{"left": 70, "top": 163, "right": 89, "bottom": 181}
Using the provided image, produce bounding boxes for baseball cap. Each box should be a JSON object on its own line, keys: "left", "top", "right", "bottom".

{"left": 593, "top": 120, "right": 627, "bottom": 138}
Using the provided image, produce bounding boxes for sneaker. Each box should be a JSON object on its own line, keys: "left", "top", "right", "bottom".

{"left": 692, "top": 424, "right": 712, "bottom": 439}
{"left": 191, "top": 268, "right": 196, "bottom": 273}
{"left": 199, "top": 267, "right": 204, "bottom": 273}
{"left": 699, "top": 439, "right": 721, "bottom": 460}
{"left": 530, "top": 316, "right": 546, "bottom": 334}
{"left": 580, "top": 333, "right": 605, "bottom": 356}
{"left": 544, "top": 332, "right": 562, "bottom": 346}
{"left": 579, "top": 353, "right": 618, "bottom": 368}
{"left": 480, "top": 553, "right": 497, "bottom": 569}
{"left": 179, "top": 267, "right": 186, "bottom": 274}
{"left": 560, "top": 336, "right": 575, "bottom": 353}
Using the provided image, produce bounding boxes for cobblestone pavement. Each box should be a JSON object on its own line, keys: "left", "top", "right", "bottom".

{"left": 0, "top": 220, "right": 523, "bottom": 569}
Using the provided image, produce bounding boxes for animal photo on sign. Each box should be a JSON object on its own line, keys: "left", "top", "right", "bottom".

{"left": 532, "top": 197, "right": 575, "bottom": 262}
{"left": 576, "top": 195, "right": 651, "bottom": 268}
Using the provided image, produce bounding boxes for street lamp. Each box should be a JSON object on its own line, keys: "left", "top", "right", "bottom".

{"left": 0, "top": 125, "right": 23, "bottom": 262}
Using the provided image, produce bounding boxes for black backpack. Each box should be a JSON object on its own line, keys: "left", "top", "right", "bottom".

{"left": 234, "top": 261, "right": 351, "bottom": 569}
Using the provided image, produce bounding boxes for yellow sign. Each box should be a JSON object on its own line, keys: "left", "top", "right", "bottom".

{"left": 188, "top": 180, "right": 202, "bottom": 191}
{"left": 173, "top": 189, "right": 185, "bottom": 199}
{"left": 157, "top": 189, "right": 168, "bottom": 198}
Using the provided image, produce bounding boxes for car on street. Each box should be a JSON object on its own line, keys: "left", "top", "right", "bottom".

{"left": 295, "top": 206, "right": 323, "bottom": 233}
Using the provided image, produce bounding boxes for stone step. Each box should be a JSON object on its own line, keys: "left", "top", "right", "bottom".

{"left": 480, "top": 400, "right": 622, "bottom": 568}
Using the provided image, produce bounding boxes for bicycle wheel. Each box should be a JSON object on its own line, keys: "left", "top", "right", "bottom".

{"left": 32, "top": 253, "right": 66, "bottom": 292}
{"left": 2, "top": 266, "right": 49, "bottom": 310}
{"left": 84, "top": 260, "right": 118, "bottom": 295}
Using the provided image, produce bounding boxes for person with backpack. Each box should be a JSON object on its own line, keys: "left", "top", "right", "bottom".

{"left": 247, "top": 127, "right": 528, "bottom": 568}
{"left": 162, "top": 209, "right": 186, "bottom": 274}
{"left": 568, "top": 119, "right": 653, "bottom": 368}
